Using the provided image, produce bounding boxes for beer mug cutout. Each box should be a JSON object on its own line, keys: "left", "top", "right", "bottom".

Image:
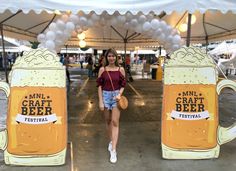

{"left": 0, "top": 48, "right": 67, "bottom": 165}
{"left": 162, "top": 46, "right": 236, "bottom": 159}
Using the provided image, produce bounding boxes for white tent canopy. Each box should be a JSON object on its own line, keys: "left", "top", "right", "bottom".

{"left": 209, "top": 41, "right": 236, "bottom": 55}
{"left": 1, "top": 0, "right": 236, "bottom": 14}
{"left": 0, "top": 36, "right": 30, "bottom": 52}
{"left": 1, "top": 0, "right": 236, "bottom": 50}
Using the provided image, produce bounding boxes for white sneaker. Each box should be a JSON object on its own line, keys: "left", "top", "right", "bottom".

{"left": 110, "top": 149, "right": 117, "bottom": 163}
{"left": 108, "top": 141, "right": 112, "bottom": 152}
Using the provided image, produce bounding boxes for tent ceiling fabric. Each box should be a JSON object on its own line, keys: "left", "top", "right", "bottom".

{"left": 1, "top": 0, "right": 236, "bottom": 50}
{"left": 1, "top": 0, "right": 236, "bottom": 14}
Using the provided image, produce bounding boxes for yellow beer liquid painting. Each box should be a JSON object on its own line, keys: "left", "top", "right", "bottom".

{"left": 7, "top": 87, "right": 67, "bottom": 155}
{"left": 162, "top": 84, "right": 218, "bottom": 149}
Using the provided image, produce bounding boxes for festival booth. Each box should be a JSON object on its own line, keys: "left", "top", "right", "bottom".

{"left": 0, "top": 0, "right": 236, "bottom": 166}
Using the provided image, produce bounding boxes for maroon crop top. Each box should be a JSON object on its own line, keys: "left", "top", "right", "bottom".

{"left": 96, "top": 67, "right": 126, "bottom": 91}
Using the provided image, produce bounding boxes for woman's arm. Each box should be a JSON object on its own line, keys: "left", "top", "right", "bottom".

{"left": 98, "top": 67, "right": 105, "bottom": 111}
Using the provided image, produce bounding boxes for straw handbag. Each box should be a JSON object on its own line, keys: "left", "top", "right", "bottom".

{"left": 106, "top": 70, "right": 128, "bottom": 110}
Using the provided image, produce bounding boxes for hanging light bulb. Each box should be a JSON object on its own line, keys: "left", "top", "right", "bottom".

{"left": 77, "top": 32, "right": 86, "bottom": 40}
{"left": 178, "top": 23, "right": 188, "bottom": 32}
{"left": 185, "top": 14, "right": 196, "bottom": 25}
{"left": 79, "top": 40, "right": 86, "bottom": 48}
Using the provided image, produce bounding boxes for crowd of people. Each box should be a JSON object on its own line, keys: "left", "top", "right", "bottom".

{"left": 0, "top": 52, "right": 22, "bottom": 69}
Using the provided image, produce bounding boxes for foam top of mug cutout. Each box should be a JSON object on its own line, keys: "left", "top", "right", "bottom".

{"left": 166, "top": 46, "right": 216, "bottom": 67}
{"left": 9, "top": 48, "right": 65, "bottom": 87}
{"left": 164, "top": 46, "right": 218, "bottom": 84}
{"left": 12, "top": 48, "right": 63, "bottom": 69}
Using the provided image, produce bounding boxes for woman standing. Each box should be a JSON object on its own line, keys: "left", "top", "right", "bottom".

{"left": 97, "top": 49, "right": 126, "bottom": 163}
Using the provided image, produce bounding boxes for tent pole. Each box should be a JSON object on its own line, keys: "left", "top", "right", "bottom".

{"left": 203, "top": 14, "right": 209, "bottom": 52}
{"left": 124, "top": 39, "right": 128, "bottom": 80}
{"left": 0, "top": 24, "right": 8, "bottom": 83}
{"left": 186, "top": 13, "right": 192, "bottom": 47}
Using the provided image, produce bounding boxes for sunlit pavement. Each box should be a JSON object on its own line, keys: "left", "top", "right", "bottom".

{"left": 1, "top": 69, "right": 236, "bottom": 171}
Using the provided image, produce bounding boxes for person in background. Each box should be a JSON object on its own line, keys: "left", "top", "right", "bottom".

{"left": 59, "top": 53, "right": 71, "bottom": 83}
{"left": 125, "top": 54, "right": 133, "bottom": 82}
{"left": 79, "top": 54, "right": 85, "bottom": 69}
{"left": 86, "top": 55, "right": 93, "bottom": 78}
{"left": 118, "top": 55, "right": 124, "bottom": 67}
{"left": 0, "top": 54, "right": 2, "bottom": 69}
{"left": 97, "top": 48, "right": 126, "bottom": 163}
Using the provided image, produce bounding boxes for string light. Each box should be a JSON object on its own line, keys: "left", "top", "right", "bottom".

{"left": 79, "top": 40, "right": 86, "bottom": 48}
{"left": 77, "top": 32, "right": 86, "bottom": 40}
{"left": 179, "top": 23, "right": 188, "bottom": 32}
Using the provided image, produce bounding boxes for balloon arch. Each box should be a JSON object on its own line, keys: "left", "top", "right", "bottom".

{"left": 37, "top": 12, "right": 183, "bottom": 53}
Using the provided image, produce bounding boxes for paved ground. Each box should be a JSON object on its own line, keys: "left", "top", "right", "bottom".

{"left": 1, "top": 68, "right": 236, "bottom": 171}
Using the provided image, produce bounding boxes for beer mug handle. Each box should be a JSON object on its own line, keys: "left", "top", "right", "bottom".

{"left": 0, "top": 81, "right": 10, "bottom": 150}
{"left": 217, "top": 79, "right": 236, "bottom": 145}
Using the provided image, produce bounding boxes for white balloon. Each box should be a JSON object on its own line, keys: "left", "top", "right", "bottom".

{"left": 56, "top": 20, "right": 66, "bottom": 30}
{"left": 159, "top": 20, "right": 167, "bottom": 29}
{"left": 45, "top": 40, "right": 55, "bottom": 50}
{"left": 79, "top": 17, "right": 88, "bottom": 26}
{"left": 49, "top": 22, "right": 58, "bottom": 32}
{"left": 126, "top": 12, "right": 133, "bottom": 21}
{"left": 63, "top": 30, "right": 71, "bottom": 39}
{"left": 61, "top": 14, "right": 69, "bottom": 22}
{"left": 91, "top": 13, "right": 100, "bottom": 21}
{"left": 151, "top": 19, "right": 160, "bottom": 30}
{"left": 152, "top": 28, "right": 162, "bottom": 39}
{"left": 142, "top": 22, "right": 151, "bottom": 31}
{"left": 164, "top": 25, "right": 172, "bottom": 35}
{"left": 171, "top": 44, "right": 180, "bottom": 51}
{"left": 130, "top": 19, "right": 138, "bottom": 27}
{"left": 69, "top": 14, "right": 79, "bottom": 24}
{"left": 171, "top": 28, "right": 179, "bottom": 36}
{"left": 166, "top": 35, "right": 173, "bottom": 43}
{"left": 66, "top": 22, "right": 75, "bottom": 32}
{"left": 37, "top": 34, "right": 45, "bottom": 42}
{"left": 46, "top": 31, "right": 56, "bottom": 41}
{"left": 155, "top": 28, "right": 162, "bottom": 36}
{"left": 138, "top": 15, "right": 146, "bottom": 23}
{"left": 56, "top": 30, "right": 63, "bottom": 38}
{"left": 172, "top": 35, "right": 182, "bottom": 44}
{"left": 55, "top": 39, "right": 64, "bottom": 46}
{"left": 157, "top": 33, "right": 165, "bottom": 42}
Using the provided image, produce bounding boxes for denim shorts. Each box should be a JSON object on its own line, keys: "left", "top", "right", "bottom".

{"left": 102, "top": 90, "right": 120, "bottom": 110}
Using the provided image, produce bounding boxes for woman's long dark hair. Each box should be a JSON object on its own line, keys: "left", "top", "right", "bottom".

{"left": 104, "top": 48, "right": 119, "bottom": 67}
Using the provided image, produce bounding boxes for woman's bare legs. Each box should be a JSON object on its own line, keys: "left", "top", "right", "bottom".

{"left": 104, "top": 109, "right": 112, "bottom": 141}
{"left": 111, "top": 107, "right": 120, "bottom": 150}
